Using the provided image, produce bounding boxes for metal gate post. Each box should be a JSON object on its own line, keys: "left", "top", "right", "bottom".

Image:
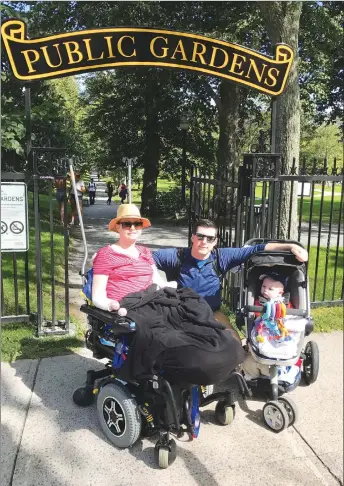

{"left": 33, "top": 152, "right": 44, "bottom": 334}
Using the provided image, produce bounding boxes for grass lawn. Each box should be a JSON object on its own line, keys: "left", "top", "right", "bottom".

{"left": 308, "top": 246, "right": 343, "bottom": 302}
{"left": 2, "top": 192, "right": 67, "bottom": 318}
{"left": 1, "top": 191, "right": 85, "bottom": 362}
{"left": 254, "top": 182, "right": 343, "bottom": 225}
{"left": 1, "top": 321, "right": 84, "bottom": 362}
{"left": 130, "top": 178, "right": 177, "bottom": 206}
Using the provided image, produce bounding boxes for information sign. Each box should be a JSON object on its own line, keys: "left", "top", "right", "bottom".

{"left": 1, "top": 182, "right": 29, "bottom": 252}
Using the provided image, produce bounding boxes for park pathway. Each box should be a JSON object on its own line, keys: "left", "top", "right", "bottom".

{"left": 1, "top": 174, "right": 342, "bottom": 486}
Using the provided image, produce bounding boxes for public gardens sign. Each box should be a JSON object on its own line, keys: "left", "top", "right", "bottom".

{"left": 2, "top": 20, "right": 293, "bottom": 96}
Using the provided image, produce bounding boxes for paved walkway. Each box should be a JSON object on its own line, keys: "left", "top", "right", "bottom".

{"left": 1, "top": 332, "right": 343, "bottom": 486}
{"left": 1, "top": 178, "right": 343, "bottom": 486}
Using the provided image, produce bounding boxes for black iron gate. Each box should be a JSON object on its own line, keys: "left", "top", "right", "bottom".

{"left": 1, "top": 148, "right": 71, "bottom": 335}
{"left": 189, "top": 153, "right": 344, "bottom": 309}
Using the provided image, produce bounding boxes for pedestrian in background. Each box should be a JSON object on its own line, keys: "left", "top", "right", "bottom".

{"left": 107, "top": 181, "right": 114, "bottom": 205}
{"left": 88, "top": 178, "right": 96, "bottom": 205}
{"left": 119, "top": 182, "right": 128, "bottom": 204}
{"left": 55, "top": 176, "right": 67, "bottom": 224}
{"left": 69, "top": 172, "right": 85, "bottom": 226}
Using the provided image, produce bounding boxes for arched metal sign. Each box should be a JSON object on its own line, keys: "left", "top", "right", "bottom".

{"left": 2, "top": 20, "right": 293, "bottom": 96}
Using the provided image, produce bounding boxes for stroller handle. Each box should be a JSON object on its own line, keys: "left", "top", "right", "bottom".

{"left": 246, "top": 305, "right": 307, "bottom": 318}
{"left": 244, "top": 238, "right": 306, "bottom": 249}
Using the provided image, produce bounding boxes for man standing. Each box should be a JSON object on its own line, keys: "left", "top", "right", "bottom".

{"left": 88, "top": 178, "right": 96, "bottom": 205}
{"left": 69, "top": 172, "right": 85, "bottom": 226}
{"left": 152, "top": 218, "right": 308, "bottom": 338}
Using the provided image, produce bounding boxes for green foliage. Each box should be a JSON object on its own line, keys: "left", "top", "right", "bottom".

{"left": 301, "top": 123, "right": 343, "bottom": 166}
{"left": 156, "top": 186, "right": 188, "bottom": 215}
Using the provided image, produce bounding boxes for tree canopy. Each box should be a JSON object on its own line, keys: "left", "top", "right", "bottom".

{"left": 1, "top": 1, "right": 342, "bottom": 216}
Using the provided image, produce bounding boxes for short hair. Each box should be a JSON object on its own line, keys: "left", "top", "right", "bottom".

{"left": 192, "top": 218, "right": 217, "bottom": 234}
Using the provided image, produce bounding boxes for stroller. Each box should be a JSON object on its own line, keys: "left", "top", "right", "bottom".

{"left": 235, "top": 239, "right": 319, "bottom": 433}
{"left": 73, "top": 272, "right": 236, "bottom": 469}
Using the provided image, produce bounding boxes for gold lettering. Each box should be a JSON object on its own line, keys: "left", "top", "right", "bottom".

{"left": 245, "top": 59, "right": 267, "bottom": 82}
{"left": 63, "top": 41, "right": 83, "bottom": 64}
{"left": 150, "top": 36, "right": 168, "bottom": 58}
{"left": 191, "top": 42, "right": 207, "bottom": 64}
{"left": 117, "top": 36, "right": 136, "bottom": 58}
{"left": 104, "top": 36, "right": 116, "bottom": 58}
{"left": 171, "top": 39, "right": 188, "bottom": 61}
{"left": 229, "top": 53, "right": 246, "bottom": 75}
{"left": 83, "top": 38, "right": 104, "bottom": 61}
{"left": 40, "top": 44, "right": 63, "bottom": 69}
{"left": 264, "top": 67, "right": 279, "bottom": 87}
{"left": 21, "top": 49, "right": 40, "bottom": 73}
{"left": 209, "top": 46, "right": 228, "bottom": 69}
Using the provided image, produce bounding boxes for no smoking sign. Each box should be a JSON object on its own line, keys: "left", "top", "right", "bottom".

{"left": 1, "top": 182, "right": 29, "bottom": 252}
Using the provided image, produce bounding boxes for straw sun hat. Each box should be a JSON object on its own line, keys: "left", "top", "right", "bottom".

{"left": 109, "top": 204, "right": 151, "bottom": 232}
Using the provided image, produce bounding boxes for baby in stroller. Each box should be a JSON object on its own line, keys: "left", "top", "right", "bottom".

{"left": 237, "top": 240, "right": 320, "bottom": 432}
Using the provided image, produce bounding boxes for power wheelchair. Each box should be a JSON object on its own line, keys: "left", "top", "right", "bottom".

{"left": 73, "top": 303, "right": 237, "bottom": 469}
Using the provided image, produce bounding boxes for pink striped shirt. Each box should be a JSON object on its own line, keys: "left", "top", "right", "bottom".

{"left": 93, "top": 244, "right": 154, "bottom": 302}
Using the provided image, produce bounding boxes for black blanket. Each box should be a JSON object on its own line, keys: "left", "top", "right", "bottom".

{"left": 118, "top": 285, "right": 245, "bottom": 385}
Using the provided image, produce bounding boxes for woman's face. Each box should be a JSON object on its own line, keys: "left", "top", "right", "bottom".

{"left": 117, "top": 220, "right": 143, "bottom": 242}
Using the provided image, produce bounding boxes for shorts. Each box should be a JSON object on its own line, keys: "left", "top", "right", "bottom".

{"left": 56, "top": 190, "right": 66, "bottom": 203}
{"left": 70, "top": 194, "right": 83, "bottom": 201}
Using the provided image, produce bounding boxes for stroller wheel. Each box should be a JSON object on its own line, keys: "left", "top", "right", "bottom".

{"left": 302, "top": 341, "right": 319, "bottom": 385}
{"left": 97, "top": 382, "right": 141, "bottom": 448}
{"left": 263, "top": 400, "right": 289, "bottom": 433}
{"left": 278, "top": 397, "right": 298, "bottom": 426}
{"left": 73, "top": 386, "right": 94, "bottom": 407}
{"left": 154, "top": 438, "right": 177, "bottom": 469}
{"left": 215, "top": 401, "right": 235, "bottom": 426}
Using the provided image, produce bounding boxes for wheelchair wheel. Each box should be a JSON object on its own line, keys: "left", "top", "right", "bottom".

{"left": 97, "top": 382, "right": 141, "bottom": 448}
{"left": 215, "top": 401, "right": 235, "bottom": 425}
{"left": 154, "top": 438, "right": 177, "bottom": 469}
{"left": 73, "top": 387, "right": 94, "bottom": 407}
{"left": 302, "top": 341, "right": 319, "bottom": 385}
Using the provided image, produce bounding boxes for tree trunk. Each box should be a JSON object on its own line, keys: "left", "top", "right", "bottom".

{"left": 140, "top": 73, "right": 160, "bottom": 217}
{"left": 260, "top": 1, "right": 302, "bottom": 239}
{"left": 216, "top": 81, "right": 242, "bottom": 179}
{"left": 215, "top": 81, "right": 245, "bottom": 226}
{"left": 141, "top": 112, "right": 160, "bottom": 217}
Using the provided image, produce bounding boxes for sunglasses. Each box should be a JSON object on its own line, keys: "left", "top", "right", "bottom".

{"left": 121, "top": 221, "right": 143, "bottom": 229}
{"left": 195, "top": 233, "right": 216, "bottom": 243}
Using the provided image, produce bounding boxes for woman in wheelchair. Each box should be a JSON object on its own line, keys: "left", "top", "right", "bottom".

{"left": 91, "top": 203, "right": 177, "bottom": 315}
{"left": 75, "top": 204, "right": 245, "bottom": 468}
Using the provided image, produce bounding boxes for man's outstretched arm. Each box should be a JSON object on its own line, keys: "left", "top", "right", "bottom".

{"left": 264, "top": 242, "right": 308, "bottom": 262}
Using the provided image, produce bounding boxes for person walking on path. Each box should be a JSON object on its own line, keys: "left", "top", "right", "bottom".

{"left": 119, "top": 183, "right": 128, "bottom": 204}
{"left": 55, "top": 176, "right": 67, "bottom": 224}
{"left": 106, "top": 181, "right": 114, "bottom": 205}
{"left": 69, "top": 172, "right": 85, "bottom": 226}
{"left": 88, "top": 179, "right": 96, "bottom": 205}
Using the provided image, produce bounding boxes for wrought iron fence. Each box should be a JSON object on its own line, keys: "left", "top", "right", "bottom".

{"left": 189, "top": 154, "right": 344, "bottom": 309}
{"left": 1, "top": 148, "right": 71, "bottom": 335}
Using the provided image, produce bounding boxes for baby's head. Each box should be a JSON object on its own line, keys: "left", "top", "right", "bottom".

{"left": 259, "top": 272, "right": 286, "bottom": 300}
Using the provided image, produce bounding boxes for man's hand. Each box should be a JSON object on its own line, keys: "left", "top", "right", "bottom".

{"left": 290, "top": 244, "right": 308, "bottom": 262}
{"left": 265, "top": 242, "right": 308, "bottom": 262}
{"left": 108, "top": 300, "right": 127, "bottom": 316}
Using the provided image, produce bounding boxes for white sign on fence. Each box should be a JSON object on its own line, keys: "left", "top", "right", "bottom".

{"left": 297, "top": 182, "right": 311, "bottom": 197}
{"left": 1, "top": 182, "right": 29, "bottom": 252}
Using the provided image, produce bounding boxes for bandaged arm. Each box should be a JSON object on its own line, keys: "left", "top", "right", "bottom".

{"left": 92, "top": 274, "right": 123, "bottom": 312}
{"left": 151, "top": 265, "right": 177, "bottom": 289}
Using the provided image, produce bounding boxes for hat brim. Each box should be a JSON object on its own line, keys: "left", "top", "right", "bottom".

{"left": 109, "top": 216, "right": 151, "bottom": 232}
